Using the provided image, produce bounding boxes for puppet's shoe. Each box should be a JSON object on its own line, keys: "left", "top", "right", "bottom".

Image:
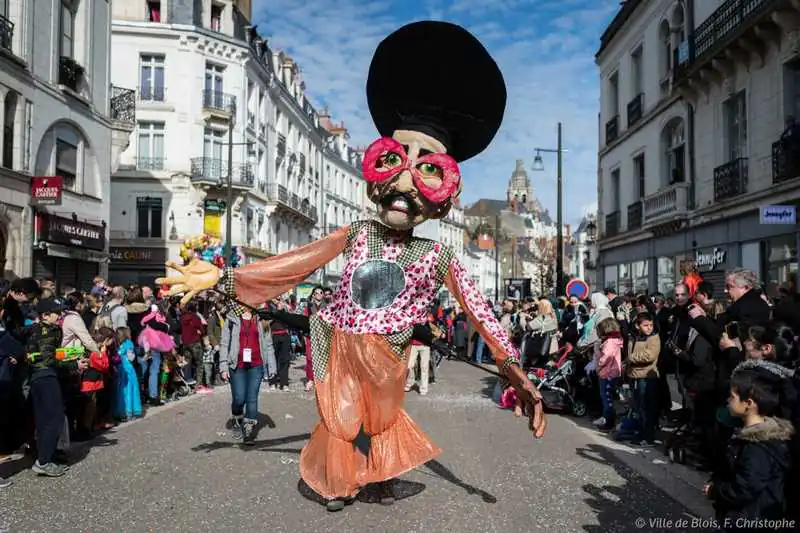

{"left": 378, "top": 481, "right": 395, "bottom": 505}
{"left": 325, "top": 494, "right": 356, "bottom": 512}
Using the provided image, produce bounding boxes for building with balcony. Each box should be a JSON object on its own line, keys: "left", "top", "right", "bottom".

{"left": 108, "top": 0, "right": 281, "bottom": 285}
{"left": 267, "top": 50, "right": 329, "bottom": 272}
{"left": 316, "top": 112, "right": 364, "bottom": 287}
{"left": 596, "top": 0, "right": 799, "bottom": 297}
{"left": 596, "top": 0, "right": 692, "bottom": 295}
{"left": 0, "top": 0, "right": 134, "bottom": 286}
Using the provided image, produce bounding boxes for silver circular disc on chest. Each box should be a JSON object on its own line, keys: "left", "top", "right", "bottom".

{"left": 350, "top": 259, "right": 407, "bottom": 310}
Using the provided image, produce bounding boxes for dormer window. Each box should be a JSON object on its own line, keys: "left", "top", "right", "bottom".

{"left": 147, "top": 1, "right": 161, "bottom": 22}
{"left": 211, "top": 3, "right": 223, "bottom": 32}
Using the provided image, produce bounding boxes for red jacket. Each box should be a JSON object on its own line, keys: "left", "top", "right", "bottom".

{"left": 180, "top": 312, "right": 205, "bottom": 344}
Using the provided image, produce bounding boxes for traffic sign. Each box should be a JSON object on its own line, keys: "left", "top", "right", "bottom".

{"left": 565, "top": 279, "right": 589, "bottom": 299}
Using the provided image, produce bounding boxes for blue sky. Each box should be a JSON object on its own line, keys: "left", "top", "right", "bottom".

{"left": 254, "top": 0, "right": 619, "bottom": 225}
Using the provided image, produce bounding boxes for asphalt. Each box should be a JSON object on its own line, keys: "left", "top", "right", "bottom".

{"left": 0, "top": 359, "right": 713, "bottom": 533}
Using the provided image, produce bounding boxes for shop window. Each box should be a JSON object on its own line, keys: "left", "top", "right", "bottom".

{"left": 618, "top": 263, "right": 633, "bottom": 294}
{"left": 766, "top": 234, "right": 797, "bottom": 297}
{"left": 136, "top": 196, "right": 163, "bottom": 238}
{"left": 657, "top": 257, "right": 675, "bottom": 295}
{"left": 632, "top": 260, "right": 649, "bottom": 293}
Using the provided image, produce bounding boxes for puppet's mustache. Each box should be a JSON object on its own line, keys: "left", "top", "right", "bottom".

{"left": 380, "top": 191, "right": 420, "bottom": 216}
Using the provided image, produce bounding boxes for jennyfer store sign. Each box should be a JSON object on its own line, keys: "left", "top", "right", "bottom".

{"left": 695, "top": 247, "right": 727, "bottom": 271}
{"left": 37, "top": 213, "right": 105, "bottom": 251}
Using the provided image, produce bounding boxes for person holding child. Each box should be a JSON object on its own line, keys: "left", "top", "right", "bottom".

{"left": 626, "top": 312, "right": 661, "bottom": 446}
{"left": 594, "top": 317, "right": 623, "bottom": 431}
{"left": 26, "top": 299, "right": 88, "bottom": 477}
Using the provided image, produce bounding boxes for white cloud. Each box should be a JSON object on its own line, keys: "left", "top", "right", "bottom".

{"left": 253, "top": 0, "right": 618, "bottom": 225}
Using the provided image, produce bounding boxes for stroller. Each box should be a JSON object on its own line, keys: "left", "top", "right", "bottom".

{"left": 527, "top": 343, "right": 588, "bottom": 417}
{"left": 161, "top": 352, "right": 192, "bottom": 401}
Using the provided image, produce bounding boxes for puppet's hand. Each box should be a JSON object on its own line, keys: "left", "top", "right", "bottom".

{"left": 506, "top": 364, "right": 546, "bottom": 438}
{"left": 155, "top": 259, "right": 221, "bottom": 305}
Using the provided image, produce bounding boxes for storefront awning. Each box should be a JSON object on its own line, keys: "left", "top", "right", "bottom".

{"left": 42, "top": 242, "right": 110, "bottom": 263}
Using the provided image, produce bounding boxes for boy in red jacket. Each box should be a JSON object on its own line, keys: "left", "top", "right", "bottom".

{"left": 180, "top": 302, "right": 206, "bottom": 391}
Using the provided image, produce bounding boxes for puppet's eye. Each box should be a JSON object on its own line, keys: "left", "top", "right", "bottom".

{"left": 379, "top": 152, "right": 403, "bottom": 168}
{"left": 417, "top": 162, "right": 443, "bottom": 179}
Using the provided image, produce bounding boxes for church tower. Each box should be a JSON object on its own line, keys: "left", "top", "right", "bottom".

{"left": 507, "top": 159, "right": 534, "bottom": 212}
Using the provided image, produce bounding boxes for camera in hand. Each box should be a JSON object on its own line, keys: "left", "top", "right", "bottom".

{"left": 725, "top": 321, "right": 741, "bottom": 340}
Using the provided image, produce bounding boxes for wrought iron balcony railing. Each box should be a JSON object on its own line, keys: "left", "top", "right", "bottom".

{"left": 265, "top": 182, "right": 318, "bottom": 222}
{"left": 266, "top": 182, "right": 289, "bottom": 203}
{"left": 136, "top": 157, "right": 165, "bottom": 171}
{"left": 676, "top": 0, "right": 778, "bottom": 80}
{"left": 0, "top": 14, "right": 14, "bottom": 52}
{"left": 110, "top": 86, "right": 135, "bottom": 124}
{"left": 605, "top": 210, "right": 620, "bottom": 238}
{"left": 605, "top": 115, "right": 619, "bottom": 144}
{"left": 138, "top": 85, "right": 166, "bottom": 102}
{"left": 189, "top": 157, "right": 254, "bottom": 187}
{"left": 713, "top": 157, "right": 748, "bottom": 202}
{"left": 772, "top": 140, "right": 800, "bottom": 185}
{"left": 59, "top": 56, "right": 84, "bottom": 92}
{"left": 627, "top": 94, "right": 643, "bottom": 128}
{"left": 627, "top": 201, "right": 643, "bottom": 231}
{"left": 201, "top": 90, "right": 236, "bottom": 114}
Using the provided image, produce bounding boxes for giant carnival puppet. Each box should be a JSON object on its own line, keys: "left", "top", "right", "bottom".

{"left": 157, "top": 20, "right": 546, "bottom": 512}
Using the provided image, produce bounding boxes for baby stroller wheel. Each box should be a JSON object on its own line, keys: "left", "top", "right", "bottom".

{"left": 571, "top": 400, "right": 587, "bottom": 417}
{"left": 667, "top": 446, "right": 676, "bottom": 462}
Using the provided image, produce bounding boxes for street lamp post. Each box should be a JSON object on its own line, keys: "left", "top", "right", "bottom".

{"left": 532, "top": 122, "right": 566, "bottom": 296}
{"left": 225, "top": 114, "right": 235, "bottom": 266}
{"left": 475, "top": 214, "right": 502, "bottom": 302}
{"left": 207, "top": 104, "right": 254, "bottom": 267}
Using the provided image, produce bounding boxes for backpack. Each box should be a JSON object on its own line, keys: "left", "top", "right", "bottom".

{"left": 92, "top": 304, "right": 120, "bottom": 332}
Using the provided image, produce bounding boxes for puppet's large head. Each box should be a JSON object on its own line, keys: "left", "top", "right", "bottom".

{"left": 364, "top": 21, "right": 507, "bottom": 231}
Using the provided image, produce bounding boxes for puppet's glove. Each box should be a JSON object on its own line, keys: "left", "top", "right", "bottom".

{"left": 505, "top": 363, "right": 547, "bottom": 439}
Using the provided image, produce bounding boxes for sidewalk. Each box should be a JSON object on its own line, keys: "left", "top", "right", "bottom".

{"left": 567, "top": 416, "right": 714, "bottom": 519}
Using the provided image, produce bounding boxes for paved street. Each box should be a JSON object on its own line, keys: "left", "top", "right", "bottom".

{"left": 0, "top": 359, "right": 712, "bottom": 533}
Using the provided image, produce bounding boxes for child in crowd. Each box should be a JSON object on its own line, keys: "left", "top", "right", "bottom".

{"left": 626, "top": 312, "right": 661, "bottom": 446}
{"left": 594, "top": 317, "right": 623, "bottom": 431}
{"left": 113, "top": 326, "right": 142, "bottom": 421}
{"left": 498, "top": 382, "right": 523, "bottom": 417}
{"left": 77, "top": 328, "right": 111, "bottom": 438}
{"left": 26, "top": 299, "right": 87, "bottom": 477}
{"left": 704, "top": 364, "right": 795, "bottom": 531}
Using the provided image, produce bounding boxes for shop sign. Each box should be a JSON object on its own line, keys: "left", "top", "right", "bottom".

{"left": 109, "top": 247, "right": 167, "bottom": 264}
{"left": 203, "top": 199, "right": 226, "bottom": 238}
{"left": 760, "top": 205, "right": 796, "bottom": 225}
{"left": 695, "top": 247, "right": 726, "bottom": 271}
{"left": 30, "top": 176, "right": 63, "bottom": 206}
{"left": 37, "top": 213, "right": 105, "bottom": 251}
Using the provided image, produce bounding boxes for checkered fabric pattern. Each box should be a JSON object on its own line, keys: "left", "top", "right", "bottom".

{"left": 309, "top": 220, "right": 455, "bottom": 382}
{"left": 222, "top": 266, "right": 246, "bottom": 316}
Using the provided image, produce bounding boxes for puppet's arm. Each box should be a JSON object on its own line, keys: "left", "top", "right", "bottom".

{"left": 229, "top": 226, "right": 349, "bottom": 307}
{"left": 444, "top": 256, "right": 546, "bottom": 438}
{"left": 157, "top": 226, "right": 350, "bottom": 306}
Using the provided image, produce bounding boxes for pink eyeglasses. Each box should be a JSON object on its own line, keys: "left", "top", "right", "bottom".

{"left": 361, "top": 137, "right": 461, "bottom": 204}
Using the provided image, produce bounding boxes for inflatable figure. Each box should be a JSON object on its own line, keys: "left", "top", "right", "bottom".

{"left": 157, "top": 20, "right": 545, "bottom": 512}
